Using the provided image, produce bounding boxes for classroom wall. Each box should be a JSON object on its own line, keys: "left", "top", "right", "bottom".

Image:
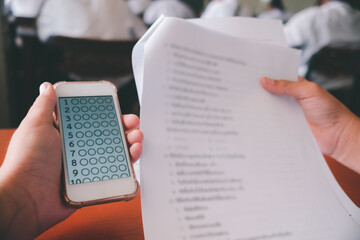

{"left": 0, "top": 2, "right": 10, "bottom": 128}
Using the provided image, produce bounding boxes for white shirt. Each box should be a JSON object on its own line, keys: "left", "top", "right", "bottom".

{"left": 127, "top": 0, "right": 152, "bottom": 16}
{"left": 257, "top": 8, "right": 291, "bottom": 22}
{"left": 5, "top": 0, "right": 45, "bottom": 17}
{"left": 284, "top": 1, "right": 360, "bottom": 77}
{"left": 37, "top": 0, "right": 148, "bottom": 42}
{"left": 143, "top": 0, "right": 196, "bottom": 26}
{"left": 201, "top": 0, "right": 238, "bottom": 19}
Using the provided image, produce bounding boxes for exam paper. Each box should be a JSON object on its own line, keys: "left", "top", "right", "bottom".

{"left": 189, "top": 17, "right": 288, "bottom": 46}
{"left": 133, "top": 17, "right": 289, "bottom": 102}
{"left": 135, "top": 17, "right": 360, "bottom": 239}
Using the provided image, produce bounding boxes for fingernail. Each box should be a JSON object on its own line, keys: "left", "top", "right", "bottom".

{"left": 39, "top": 82, "right": 49, "bottom": 95}
{"left": 263, "top": 77, "right": 274, "bottom": 85}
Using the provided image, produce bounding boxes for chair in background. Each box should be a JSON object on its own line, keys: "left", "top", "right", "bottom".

{"left": 3, "top": 15, "right": 47, "bottom": 127}
{"left": 305, "top": 43, "right": 360, "bottom": 115}
{"left": 44, "top": 37, "right": 139, "bottom": 115}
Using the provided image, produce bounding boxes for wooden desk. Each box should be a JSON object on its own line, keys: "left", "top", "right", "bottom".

{"left": 1, "top": 129, "right": 360, "bottom": 239}
{"left": 0, "top": 129, "right": 145, "bottom": 240}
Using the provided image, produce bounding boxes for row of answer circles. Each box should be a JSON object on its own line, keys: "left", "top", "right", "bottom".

{"left": 75, "top": 137, "right": 122, "bottom": 147}
{"left": 72, "top": 129, "right": 120, "bottom": 138}
{"left": 79, "top": 164, "right": 128, "bottom": 176}
{"left": 77, "top": 146, "right": 123, "bottom": 156}
{"left": 73, "top": 121, "right": 117, "bottom": 129}
{"left": 72, "top": 173, "right": 129, "bottom": 184}
{"left": 70, "top": 105, "right": 114, "bottom": 113}
{"left": 70, "top": 98, "right": 112, "bottom": 105}
{"left": 78, "top": 155, "right": 125, "bottom": 166}
{"left": 71, "top": 113, "right": 116, "bottom": 121}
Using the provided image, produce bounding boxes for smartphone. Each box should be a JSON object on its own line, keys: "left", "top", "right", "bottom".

{"left": 54, "top": 81, "right": 139, "bottom": 207}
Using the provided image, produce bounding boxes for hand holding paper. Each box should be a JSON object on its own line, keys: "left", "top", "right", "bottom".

{"left": 262, "top": 76, "right": 360, "bottom": 175}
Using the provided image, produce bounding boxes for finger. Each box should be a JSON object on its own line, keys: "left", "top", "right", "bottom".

{"left": 122, "top": 114, "right": 140, "bottom": 132}
{"left": 261, "top": 76, "right": 323, "bottom": 100}
{"left": 129, "top": 142, "right": 142, "bottom": 162}
{"left": 52, "top": 112, "right": 58, "bottom": 129}
{"left": 126, "top": 129, "right": 144, "bottom": 145}
{"left": 22, "top": 82, "right": 56, "bottom": 126}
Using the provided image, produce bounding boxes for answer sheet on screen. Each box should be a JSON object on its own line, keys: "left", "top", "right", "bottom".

{"left": 135, "top": 17, "right": 360, "bottom": 240}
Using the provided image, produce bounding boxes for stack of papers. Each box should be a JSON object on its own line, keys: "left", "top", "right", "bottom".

{"left": 132, "top": 16, "right": 360, "bottom": 239}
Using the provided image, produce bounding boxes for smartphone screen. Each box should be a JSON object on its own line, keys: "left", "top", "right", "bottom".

{"left": 58, "top": 95, "right": 130, "bottom": 185}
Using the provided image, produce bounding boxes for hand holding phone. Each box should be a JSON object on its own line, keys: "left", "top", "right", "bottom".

{"left": 55, "top": 81, "right": 139, "bottom": 207}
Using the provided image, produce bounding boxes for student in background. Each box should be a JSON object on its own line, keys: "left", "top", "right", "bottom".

{"left": 143, "top": 0, "right": 196, "bottom": 26}
{"left": 200, "top": 0, "right": 253, "bottom": 19}
{"left": 284, "top": 0, "right": 360, "bottom": 78}
{"left": 257, "top": 0, "right": 291, "bottom": 22}
{"left": 37, "top": 0, "right": 148, "bottom": 42}
{"left": 4, "top": 0, "right": 45, "bottom": 18}
{"left": 127, "top": 0, "right": 152, "bottom": 18}
{"left": 201, "top": 0, "right": 239, "bottom": 18}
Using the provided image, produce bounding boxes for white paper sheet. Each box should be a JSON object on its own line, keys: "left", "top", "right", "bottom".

{"left": 134, "top": 17, "right": 360, "bottom": 239}
{"left": 133, "top": 17, "right": 288, "bottom": 102}
{"left": 189, "top": 17, "right": 288, "bottom": 47}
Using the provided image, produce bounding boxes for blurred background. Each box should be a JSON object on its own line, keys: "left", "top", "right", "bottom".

{"left": 0, "top": 0, "right": 359, "bottom": 128}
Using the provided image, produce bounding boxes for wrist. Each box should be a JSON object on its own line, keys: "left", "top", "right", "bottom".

{"left": 0, "top": 168, "right": 39, "bottom": 240}
{"left": 332, "top": 114, "right": 360, "bottom": 174}
{"left": 0, "top": 170, "right": 19, "bottom": 239}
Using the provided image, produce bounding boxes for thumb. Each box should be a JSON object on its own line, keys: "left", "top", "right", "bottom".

{"left": 261, "top": 76, "right": 322, "bottom": 99}
{"left": 23, "top": 82, "right": 57, "bottom": 126}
